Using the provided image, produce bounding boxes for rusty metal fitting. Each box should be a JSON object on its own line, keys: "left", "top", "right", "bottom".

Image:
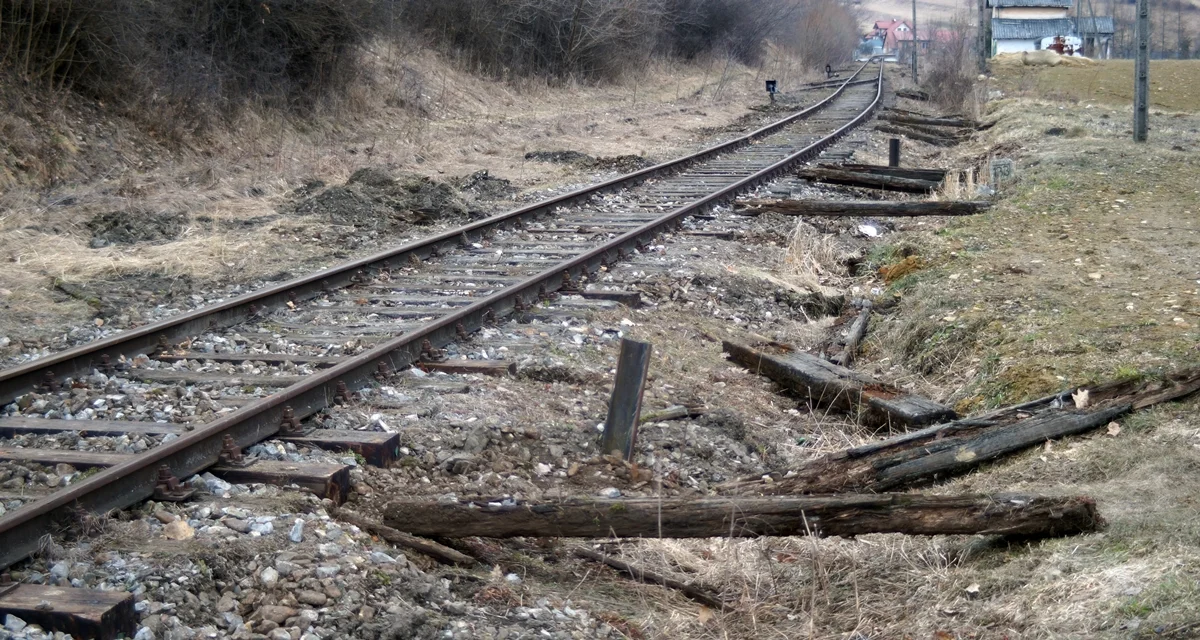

{"left": 279, "top": 406, "right": 304, "bottom": 436}
{"left": 456, "top": 323, "right": 471, "bottom": 342}
{"left": 154, "top": 335, "right": 171, "bottom": 356}
{"left": 153, "top": 465, "right": 195, "bottom": 501}
{"left": 483, "top": 308, "right": 495, "bottom": 325}
{"left": 97, "top": 354, "right": 115, "bottom": 375}
{"left": 408, "top": 253, "right": 421, "bottom": 268}
{"left": 218, "top": 434, "right": 249, "bottom": 467}
{"left": 374, "top": 361, "right": 392, "bottom": 382}
{"left": 561, "top": 270, "right": 580, "bottom": 292}
{"left": 334, "top": 380, "right": 352, "bottom": 405}
{"left": 38, "top": 371, "right": 60, "bottom": 394}
{"left": 513, "top": 296, "right": 527, "bottom": 312}
{"left": 351, "top": 270, "right": 367, "bottom": 284}
{"left": 459, "top": 232, "right": 471, "bottom": 247}
{"left": 248, "top": 304, "right": 260, "bottom": 317}
{"left": 428, "top": 245, "right": 440, "bottom": 258}
{"left": 321, "top": 280, "right": 332, "bottom": 293}
{"left": 419, "top": 340, "right": 447, "bottom": 363}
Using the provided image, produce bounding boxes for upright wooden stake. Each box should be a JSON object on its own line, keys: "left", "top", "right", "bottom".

{"left": 888, "top": 138, "right": 901, "bottom": 167}
{"left": 1134, "top": 0, "right": 1150, "bottom": 142}
{"left": 599, "top": 339, "right": 652, "bottom": 459}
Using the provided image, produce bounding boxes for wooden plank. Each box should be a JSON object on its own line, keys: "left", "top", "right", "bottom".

{"left": 895, "top": 88, "right": 930, "bottom": 101}
{"left": 0, "top": 448, "right": 130, "bottom": 469}
{"left": 797, "top": 167, "right": 941, "bottom": 194}
{"left": 280, "top": 430, "right": 401, "bottom": 467}
{"left": 734, "top": 199, "right": 990, "bottom": 218}
{"left": 307, "top": 305, "right": 458, "bottom": 319}
{"left": 211, "top": 460, "right": 352, "bottom": 504}
{"left": 875, "top": 124, "right": 960, "bottom": 147}
{"left": 736, "top": 407, "right": 1126, "bottom": 496}
{"left": 723, "top": 340, "right": 955, "bottom": 428}
{"left": 578, "top": 290, "right": 643, "bottom": 307}
{"left": 599, "top": 339, "right": 653, "bottom": 459}
{"left": 879, "top": 112, "right": 976, "bottom": 128}
{"left": 822, "top": 163, "right": 948, "bottom": 182}
{"left": 157, "top": 352, "right": 345, "bottom": 367}
{"left": 418, "top": 360, "right": 517, "bottom": 377}
{"left": 732, "top": 370, "right": 1200, "bottom": 496}
{"left": 0, "top": 417, "right": 191, "bottom": 438}
{"left": 396, "top": 380, "right": 472, "bottom": 394}
{"left": 0, "top": 584, "right": 136, "bottom": 640}
{"left": 127, "top": 370, "right": 305, "bottom": 387}
{"left": 383, "top": 493, "right": 1102, "bottom": 539}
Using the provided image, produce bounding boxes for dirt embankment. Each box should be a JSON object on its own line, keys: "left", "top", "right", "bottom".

{"left": 0, "top": 47, "right": 820, "bottom": 357}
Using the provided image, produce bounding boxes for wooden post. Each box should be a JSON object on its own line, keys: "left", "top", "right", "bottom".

{"left": 1134, "top": 0, "right": 1149, "bottom": 142}
{"left": 978, "top": 0, "right": 992, "bottom": 71}
{"left": 888, "top": 138, "right": 901, "bottom": 167}
{"left": 599, "top": 338, "right": 652, "bottom": 459}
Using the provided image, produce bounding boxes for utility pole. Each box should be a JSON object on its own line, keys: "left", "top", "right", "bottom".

{"left": 911, "top": 0, "right": 919, "bottom": 84}
{"left": 979, "top": 0, "right": 992, "bottom": 71}
{"left": 1134, "top": 0, "right": 1149, "bottom": 142}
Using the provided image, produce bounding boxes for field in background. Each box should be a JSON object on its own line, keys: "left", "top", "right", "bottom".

{"left": 991, "top": 60, "right": 1200, "bottom": 111}
{"left": 857, "top": 0, "right": 967, "bottom": 26}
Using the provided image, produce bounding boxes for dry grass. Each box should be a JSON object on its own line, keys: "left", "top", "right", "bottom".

{"left": 532, "top": 63, "right": 1200, "bottom": 640}
{"left": 784, "top": 221, "right": 851, "bottom": 295}
{"left": 0, "top": 44, "right": 820, "bottom": 348}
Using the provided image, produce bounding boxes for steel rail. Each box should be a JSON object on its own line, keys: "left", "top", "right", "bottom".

{"left": 0, "top": 63, "right": 883, "bottom": 568}
{"left": 0, "top": 61, "right": 872, "bottom": 406}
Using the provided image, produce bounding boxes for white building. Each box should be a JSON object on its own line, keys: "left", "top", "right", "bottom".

{"left": 988, "top": 0, "right": 1114, "bottom": 57}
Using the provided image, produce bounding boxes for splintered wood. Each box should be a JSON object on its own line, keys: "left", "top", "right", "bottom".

{"left": 722, "top": 339, "right": 955, "bottom": 428}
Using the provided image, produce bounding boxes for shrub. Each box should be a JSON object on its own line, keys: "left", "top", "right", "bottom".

{"left": 775, "top": 0, "right": 860, "bottom": 68}
{"left": 923, "top": 16, "right": 980, "bottom": 114}
{"left": 0, "top": 0, "right": 376, "bottom": 116}
{"left": 401, "top": 0, "right": 666, "bottom": 82}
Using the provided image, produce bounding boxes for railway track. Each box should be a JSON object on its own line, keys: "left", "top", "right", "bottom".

{"left": 0, "top": 61, "right": 884, "bottom": 577}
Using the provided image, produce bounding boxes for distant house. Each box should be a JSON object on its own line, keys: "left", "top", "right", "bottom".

{"left": 895, "top": 27, "right": 959, "bottom": 60}
{"left": 987, "top": 0, "right": 1115, "bottom": 57}
{"left": 867, "top": 19, "right": 911, "bottom": 57}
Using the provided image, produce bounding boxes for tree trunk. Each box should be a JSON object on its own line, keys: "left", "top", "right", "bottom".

{"left": 383, "top": 493, "right": 1102, "bottom": 539}
{"left": 734, "top": 199, "right": 991, "bottom": 218}
{"left": 797, "top": 167, "right": 941, "bottom": 194}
